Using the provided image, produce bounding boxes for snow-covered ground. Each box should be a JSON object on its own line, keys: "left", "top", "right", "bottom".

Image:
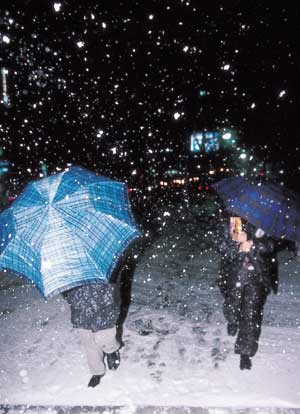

{"left": 0, "top": 206, "right": 300, "bottom": 408}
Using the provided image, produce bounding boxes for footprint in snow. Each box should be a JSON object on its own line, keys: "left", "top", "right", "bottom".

{"left": 211, "top": 337, "right": 231, "bottom": 368}
{"left": 150, "top": 370, "right": 163, "bottom": 382}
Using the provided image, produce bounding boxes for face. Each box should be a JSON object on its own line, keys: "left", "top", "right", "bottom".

{"left": 229, "top": 217, "right": 242, "bottom": 235}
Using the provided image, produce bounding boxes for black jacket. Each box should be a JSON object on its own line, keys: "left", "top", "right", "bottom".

{"left": 215, "top": 223, "right": 278, "bottom": 295}
{"left": 63, "top": 281, "right": 120, "bottom": 332}
{"left": 62, "top": 239, "right": 145, "bottom": 332}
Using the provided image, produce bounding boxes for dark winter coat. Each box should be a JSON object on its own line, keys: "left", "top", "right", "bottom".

{"left": 63, "top": 281, "right": 120, "bottom": 332}
{"left": 63, "top": 239, "right": 145, "bottom": 333}
{"left": 214, "top": 220, "right": 279, "bottom": 357}
{"left": 215, "top": 222, "right": 278, "bottom": 295}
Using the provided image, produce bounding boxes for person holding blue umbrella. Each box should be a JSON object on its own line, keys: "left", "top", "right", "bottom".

{"left": 62, "top": 245, "right": 139, "bottom": 387}
{"left": 214, "top": 213, "right": 278, "bottom": 370}
{"left": 211, "top": 175, "right": 300, "bottom": 369}
{"left": 63, "top": 279, "right": 121, "bottom": 387}
{"left": 0, "top": 166, "right": 142, "bottom": 386}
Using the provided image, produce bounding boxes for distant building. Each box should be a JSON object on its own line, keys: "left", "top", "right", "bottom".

{"left": 189, "top": 129, "right": 237, "bottom": 155}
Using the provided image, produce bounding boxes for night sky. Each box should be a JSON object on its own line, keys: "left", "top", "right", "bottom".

{"left": 0, "top": 0, "right": 299, "bottom": 189}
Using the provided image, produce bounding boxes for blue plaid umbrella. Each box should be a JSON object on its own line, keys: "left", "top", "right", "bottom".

{"left": 0, "top": 166, "right": 141, "bottom": 297}
{"left": 212, "top": 176, "right": 300, "bottom": 242}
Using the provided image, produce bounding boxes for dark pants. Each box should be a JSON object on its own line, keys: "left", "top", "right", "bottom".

{"left": 223, "top": 281, "right": 268, "bottom": 357}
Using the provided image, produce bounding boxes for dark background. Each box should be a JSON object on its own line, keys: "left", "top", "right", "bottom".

{"left": 1, "top": 0, "right": 300, "bottom": 190}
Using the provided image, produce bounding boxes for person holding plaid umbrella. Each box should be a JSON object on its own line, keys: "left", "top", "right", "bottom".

{"left": 0, "top": 166, "right": 142, "bottom": 387}
{"left": 62, "top": 244, "right": 140, "bottom": 388}
{"left": 63, "top": 280, "right": 121, "bottom": 387}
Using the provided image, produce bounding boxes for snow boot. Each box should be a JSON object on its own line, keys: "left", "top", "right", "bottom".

{"left": 240, "top": 354, "right": 252, "bottom": 370}
{"left": 106, "top": 350, "right": 120, "bottom": 370}
{"left": 88, "top": 374, "right": 104, "bottom": 387}
{"left": 227, "top": 323, "right": 238, "bottom": 336}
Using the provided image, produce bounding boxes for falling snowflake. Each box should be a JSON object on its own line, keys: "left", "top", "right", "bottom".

{"left": 2, "top": 35, "right": 10, "bottom": 44}
{"left": 53, "top": 2, "right": 62, "bottom": 12}
{"left": 279, "top": 90, "right": 286, "bottom": 98}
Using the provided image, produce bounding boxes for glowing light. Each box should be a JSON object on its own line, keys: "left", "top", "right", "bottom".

{"left": 173, "top": 112, "right": 181, "bottom": 120}
{"left": 222, "top": 64, "right": 230, "bottom": 71}
{"left": 222, "top": 132, "right": 231, "bottom": 140}
{"left": 2, "top": 35, "right": 10, "bottom": 44}
{"left": 279, "top": 90, "right": 286, "bottom": 98}
{"left": 2, "top": 68, "right": 9, "bottom": 107}
{"left": 53, "top": 2, "right": 62, "bottom": 12}
{"left": 76, "top": 41, "right": 85, "bottom": 48}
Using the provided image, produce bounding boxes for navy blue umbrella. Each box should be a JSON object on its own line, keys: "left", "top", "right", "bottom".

{"left": 0, "top": 166, "right": 141, "bottom": 297}
{"left": 212, "top": 176, "right": 300, "bottom": 242}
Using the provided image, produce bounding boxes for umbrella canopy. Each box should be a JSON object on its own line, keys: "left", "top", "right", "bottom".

{"left": 212, "top": 176, "right": 300, "bottom": 242}
{"left": 0, "top": 166, "right": 141, "bottom": 297}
